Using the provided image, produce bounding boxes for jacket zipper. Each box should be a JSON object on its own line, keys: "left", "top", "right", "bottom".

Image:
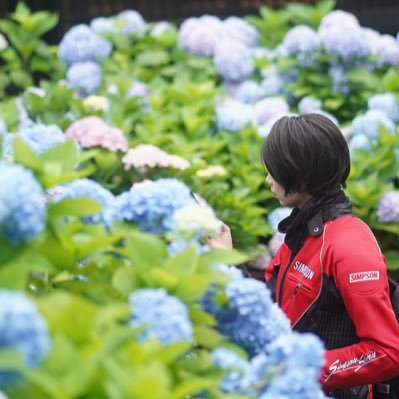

{"left": 278, "top": 252, "right": 296, "bottom": 306}
{"left": 290, "top": 283, "right": 303, "bottom": 300}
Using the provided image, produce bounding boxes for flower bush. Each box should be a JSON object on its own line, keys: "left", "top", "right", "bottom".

{"left": 1, "top": 1, "right": 399, "bottom": 397}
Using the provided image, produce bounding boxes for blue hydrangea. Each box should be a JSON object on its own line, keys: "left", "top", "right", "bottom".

{"left": 259, "top": 333, "right": 325, "bottom": 399}
{"left": 368, "top": 93, "right": 399, "bottom": 123}
{"left": 52, "top": 178, "right": 117, "bottom": 227}
{"left": 267, "top": 207, "right": 292, "bottom": 232}
{"left": 282, "top": 25, "right": 320, "bottom": 56}
{"left": 216, "top": 99, "right": 253, "bottom": 132}
{"left": 261, "top": 74, "right": 285, "bottom": 96}
{"left": 351, "top": 110, "right": 395, "bottom": 140}
{"left": 214, "top": 41, "right": 254, "bottom": 82}
{"left": 203, "top": 278, "right": 291, "bottom": 358}
{"left": 377, "top": 192, "right": 399, "bottom": 223}
{"left": 116, "top": 10, "right": 146, "bottom": 35}
{"left": 0, "top": 290, "right": 51, "bottom": 388}
{"left": 298, "top": 96, "right": 322, "bottom": 114}
{"left": 128, "top": 288, "right": 192, "bottom": 345}
{"left": 253, "top": 97, "right": 290, "bottom": 126}
{"left": 0, "top": 162, "right": 46, "bottom": 244}
{"left": 321, "top": 26, "right": 370, "bottom": 62}
{"left": 211, "top": 348, "right": 251, "bottom": 393}
{"left": 3, "top": 123, "right": 66, "bottom": 157}
{"left": 378, "top": 34, "right": 399, "bottom": 66}
{"left": 235, "top": 81, "right": 263, "bottom": 104}
{"left": 222, "top": 16, "right": 259, "bottom": 47}
{"left": 115, "top": 178, "right": 195, "bottom": 234}
{"left": 66, "top": 61, "right": 102, "bottom": 96}
{"left": 167, "top": 238, "right": 209, "bottom": 256}
{"left": 58, "top": 24, "right": 112, "bottom": 65}
{"left": 329, "top": 64, "right": 349, "bottom": 94}
{"left": 348, "top": 134, "right": 371, "bottom": 157}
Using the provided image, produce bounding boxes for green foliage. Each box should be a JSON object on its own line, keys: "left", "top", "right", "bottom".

{"left": 0, "top": 2, "right": 64, "bottom": 97}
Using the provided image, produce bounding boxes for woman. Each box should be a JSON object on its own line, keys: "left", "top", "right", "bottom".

{"left": 209, "top": 114, "right": 399, "bottom": 399}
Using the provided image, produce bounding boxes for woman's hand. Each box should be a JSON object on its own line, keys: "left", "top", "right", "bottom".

{"left": 205, "top": 223, "right": 233, "bottom": 250}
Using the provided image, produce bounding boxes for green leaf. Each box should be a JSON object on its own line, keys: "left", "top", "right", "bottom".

{"left": 48, "top": 198, "right": 102, "bottom": 218}
{"left": 135, "top": 51, "right": 170, "bottom": 67}
{"left": 112, "top": 266, "right": 140, "bottom": 296}
{"left": 193, "top": 325, "right": 224, "bottom": 348}
{"left": 200, "top": 248, "right": 251, "bottom": 266}
{"left": 12, "top": 138, "right": 41, "bottom": 170}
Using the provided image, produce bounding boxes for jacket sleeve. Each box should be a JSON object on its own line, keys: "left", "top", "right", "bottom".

{"left": 264, "top": 245, "right": 284, "bottom": 302}
{"left": 321, "top": 243, "right": 399, "bottom": 390}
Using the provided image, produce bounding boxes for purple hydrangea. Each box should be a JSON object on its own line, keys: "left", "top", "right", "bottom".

{"left": 368, "top": 93, "right": 399, "bottom": 123}
{"left": 377, "top": 34, "right": 399, "bottom": 66}
{"left": 261, "top": 74, "right": 285, "bottom": 96}
{"left": 298, "top": 96, "right": 322, "bottom": 114}
{"left": 321, "top": 25, "right": 370, "bottom": 62}
{"left": 214, "top": 41, "right": 254, "bottom": 82}
{"left": 253, "top": 97, "right": 290, "bottom": 126}
{"left": 115, "top": 178, "right": 195, "bottom": 234}
{"left": 51, "top": 178, "right": 117, "bottom": 227}
{"left": 235, "top": 81, "right": 264, "bottom": 104}
{"left": 318, "top": 10, "right": 360, "bottom": 35}
{"left": 58, "top": 24, "right": 112, "bottom": 65}
{"left": 90, "top": 17, "right": 117, "bottom": 34}
{"left": 116, "top": 10, "right": 146, "bottom": 35}
{"left": 0, "top": 290, "right": 51, "bottom": 388}
{"left": 3, "top": 123, "right": 66, "bottom": 157}
{"left": 216, "top": 99, "right": 253, "bottom": 132}
{"left": 129, "top": 288, "right": 192, "bottom": 345}
{"left": 267, "top": 207, "right": 292, "bottom": 232}
{"left": 282, "top": 25, "right": 320, "bottom": 56}
{"left": 222, "top": 16, "right": 259, "bottom": 47}
{"left": 66, "top": 61, "right": 102, "bottom": 96}
{"left": 178, "top": 16, "right": 225, "bottom": 56}
{"left": 0, "top": 163, "right": 46, "bottom": 244}
{"left": 351, "top": 110, "right": 395, "bottom": 140}
{"left": 203, "top": 278, "right": 291, "bottom": 358}
{"left": 377, "top": 192, "right": 399, "bottom": 223}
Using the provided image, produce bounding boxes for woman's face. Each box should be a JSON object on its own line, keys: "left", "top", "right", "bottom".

{"left": 265, "top": 174, "right": 311, "bottom": 208}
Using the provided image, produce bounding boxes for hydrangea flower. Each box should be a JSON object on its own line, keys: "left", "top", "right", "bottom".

{"left": 257, "top": 112, "right": 295, "bottom": 138}
{"left": 0, "top": 290, "right": 51, "bottom": 388}
{"left": 348, "top": 134, "right": 371, "bottom": 157}
{"left": 312, "top": 110, "right": 339, "bottom": 126}
{"left": 122, "top": 144, "right": 189, "bottom": 171}
{"left": 58, "top": 24, "right": 112, "bottom": 65}
{"left": 203, "top": 278, "right": 291, "bottom": 357}
{"left": 196, "top": 165, "right": 227, "bottom": 178}
{"left": 129, "top": 288, "right": 192, "bottom": 345}
{"left": 248, "top": 244, "right": 272, "bottom": 271}
{"left": 216, "top": 99, "right": 253, "bottom": 132}
{"left": 214, "top": 41, "right": 254, "bottom": 82}
{"left": 167, "top": 237, "right": 208, "bottom": 256}
{"left": 253, "top": 97, "right": 290, "bottom": 126}
{"left": 51, "top": 178, "right": 117, "bottom": 227}
{"left": 268, "top": 232, "right": 286, "bottom": 257}
{"left": 66, "top": 61, "right": 102, "bottom": 96}
{"left": 351, "top": 109, "right": 395, "bottom": 140}
{"left": 90, "top": 17, "right": 117, "bottom": 34}
{"left": 267, "top": 207, "right": 292, "bottom": 232}
{"left": 222, "top": 16, "right": 259, "bottom": 47}
{"left": 115, "top": 178, "right": 195, "bottom": 233}
{"left": 211, "top": 348, "right": 251, "bottom": 393}
{"left": 235, "top": 81, "right": 264, "bottom": 104}
{"left": 0, "top": 163, "right": 46, "bottom": 244}
{"left": 260, "top": 333, "right": 325, "bottom": 398}
{"left": 116, "top": 10, "right": 146, "bottom": 35}
{"left": 298, "top": 96, "right": 322, "bottom": 114}
{"left": 82, "top": 95, "right": 109, "bottom": 112}
{"left": 178, "top": 16, "right": 225, "bottom": 56}
{"left": 329, "top": 64, "right": 349, "bottom": 94}
{"left": 318, "top": 10, "right": 359, "bottom": 36}
{"left": 150, "top": 21, "right": 174, "bottom": 37}
{"left": 65, "top": 116, "right": 128, "bottom": 152}
{"left": 368, "top": 93, "right": 399, "bottom": 123}
{"left": 173, "top": 203, "right": 222, "bottom": 237}
{"left": 377, "top": 192, "right": 399, "bottom": 223}
{"left": 282, "top": 25, "right": 320, "bottom": 56}
{"left": 0, "top": 33, "right": 8, "bottom": 52}
{"left": 261, "top": 74, "right": 285, "bottom": 96}
{"left": 126, "top": 80, "right": 148, "bottom": 99}
{"left": 377, "top": 34, "right": 399, "bottom": 66}
{"left": 321, "top": 25, "right": 369, "bottom": 62}
{"left": 3, "top": 123, "right": 66, "bottom": 157}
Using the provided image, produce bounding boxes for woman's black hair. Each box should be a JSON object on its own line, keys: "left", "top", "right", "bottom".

{"left": 261, "top": 113, "right": 350, "bottom": 196}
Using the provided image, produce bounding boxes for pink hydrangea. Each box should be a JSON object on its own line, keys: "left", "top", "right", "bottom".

{"left": 65, "top": 116, "right": 128, "bottom": 152}
{"left": 268, "top": 232, "right": 286, "bottom": 257}
{"left": 122, "top": 144, "right": 190, "bottom": 171}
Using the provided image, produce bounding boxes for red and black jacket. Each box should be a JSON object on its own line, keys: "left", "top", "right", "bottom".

{"left": 265, "top": 201, "right": 399, "bottom": 399}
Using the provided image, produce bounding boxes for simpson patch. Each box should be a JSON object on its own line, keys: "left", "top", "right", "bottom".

{"left": 349, "top": 271, "right": 380, "bottom": 283}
